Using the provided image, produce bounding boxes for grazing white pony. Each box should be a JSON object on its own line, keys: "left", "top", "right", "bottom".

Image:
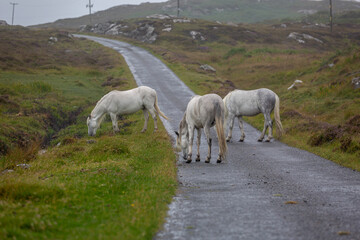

{"left": 223, "top": 88, "right": 284, "bottom": 142}
{"left": 175, "top": 94, "right": 227, "bottom": 163}
{"left": 87, "top": 86, "right": 169, "bottom": 136}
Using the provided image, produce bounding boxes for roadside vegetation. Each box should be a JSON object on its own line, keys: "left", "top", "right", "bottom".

{"left": 0, "top": 26, "right": 176, "bottom": 239}
{"left": 106, "top": 17, "right": 360, "bottom": 171}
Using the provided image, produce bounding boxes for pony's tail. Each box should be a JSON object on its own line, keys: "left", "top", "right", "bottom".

{"left": 215, "top": 105, "right": 228, "bottom": 159}
{"left": 154, "top": 94, "right": 169, "bottom": 121}
{"left": 274, "top": 94, "right": 284, "bottom": 138}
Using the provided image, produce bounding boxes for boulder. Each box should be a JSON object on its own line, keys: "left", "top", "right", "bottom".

{"left": 146, "top": 14, "right": 173, "bottom": 20}
{"left": 288, "top": 32, "right": 323, "bottom": 44}
{"left": 162, "top": 27, "right": 172, "bottom": 32}
{"left": 200, "top": 64, "right": 216, "bottom": 72}
{"left": 173, "top": 19, "right": 191, "bottom": 23}
{"left": 190, "top": 31, "right": 206, "bottom": 41}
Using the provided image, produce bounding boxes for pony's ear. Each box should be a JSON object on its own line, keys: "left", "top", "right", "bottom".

{"left": 174, "top": 131, "right": 179, "bottom": 137}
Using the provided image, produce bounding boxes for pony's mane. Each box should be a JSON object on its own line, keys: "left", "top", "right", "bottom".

{"left": 179, "top": 112, "right": 188, "bottom": 137}
{"left": 96, "top": 113, "right": 107, "bottom": 128}
{"left": 91, "top": 91, "right": 113, "bottom": 117}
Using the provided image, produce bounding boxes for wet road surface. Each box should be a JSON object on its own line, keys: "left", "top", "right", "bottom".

{"left": 76, "top": 35, "right": 360, "bottom": 240}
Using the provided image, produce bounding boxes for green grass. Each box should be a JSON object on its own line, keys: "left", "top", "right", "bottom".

{"left": 0, "top": 114, "right": 176, "bottom": 239}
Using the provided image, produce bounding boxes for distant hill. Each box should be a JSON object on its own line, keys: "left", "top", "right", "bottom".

{"left": 33, "top": 0, "right": 360, "bottom": 29}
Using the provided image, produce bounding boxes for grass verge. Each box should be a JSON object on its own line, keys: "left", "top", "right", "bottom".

{"left": 0, "top": 114, "right": 176, "bottom": 239}
{"left": 0, "top": 27, "right": 177, "bottom": 239}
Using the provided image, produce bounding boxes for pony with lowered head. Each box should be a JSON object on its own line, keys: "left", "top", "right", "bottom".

{"left": 87, "top": 86, "right": 168, "bottom": 136}
{"left": 175, "top": 94, "right": 227, "bottom": 164}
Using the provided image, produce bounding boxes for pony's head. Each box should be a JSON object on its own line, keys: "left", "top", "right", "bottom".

{"left": 175, "top": 117, "right": 188, "bottom": 159}
{"left": 87, "top": 115, "right": 98, "bottom": 136}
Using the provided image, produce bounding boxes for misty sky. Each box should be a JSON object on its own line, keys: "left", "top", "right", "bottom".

{"left": 0, "top": 0, "right": 167, "bottom": 26}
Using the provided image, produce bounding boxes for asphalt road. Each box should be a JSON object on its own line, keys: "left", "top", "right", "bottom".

{"left": 77, "top": 35, "right": 360, "bottom": 240}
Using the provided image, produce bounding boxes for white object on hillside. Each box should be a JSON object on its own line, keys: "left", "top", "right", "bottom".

{"left": 288, "top": 79, "right": 303, "bottom": 90}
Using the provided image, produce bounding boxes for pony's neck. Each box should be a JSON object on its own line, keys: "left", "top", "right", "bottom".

{"left": 91, "top": 104, "right": 107, "bottom": 121}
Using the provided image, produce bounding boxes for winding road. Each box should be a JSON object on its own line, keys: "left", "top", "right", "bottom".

{"left": 76, "top": 35, "right": 360, "bottom": 240}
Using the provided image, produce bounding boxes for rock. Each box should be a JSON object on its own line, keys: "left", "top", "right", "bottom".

{"left": 288, "top": 79, "right": 303, "bottom": 90}
{"left": 352, "top": 77, "right": 360, "bottom": 89}
{"left": 79, "top": 25, "right": 92, "bottom": 32}
{"left": 288, "top": 32, "right": 323, "bottom": 44}
{"left": 303, "top": 33, "right": 323, "bottom": 43}
{"left": 48, "top": 36, "right": 58, "bottom": 44}
{"left": 190, "top": 31, "right": 206, "bottom": 41}
{"left": 0, "top": 20, "right": 8, "bottom": 26}
{"left": 105, "top": 24, "right": 128, "bottom": 35}
{"left": 127, "top": 23, "right": 158, "bottom": 43}
{"left": 16, "top": 164, "right": 31, "bottom": 169}
{"left": 200, "top": 64, "right": 216, "bottom": 72}
{"left": 173, "top": 19, "right": 191, "bottom": 23}
{"left": 280, "top": 23, "right": 287, "bottom": 28}
{"left": 162, "top": 27, "right": 172, "bottom": 32}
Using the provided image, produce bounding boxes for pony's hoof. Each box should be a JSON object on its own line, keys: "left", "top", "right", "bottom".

{"left": 196, "top": 157, "right": 201, "bottom": 162}
{"left": 239, "top": 139, "right": 244, "bottom": 142}
{"left": 265, "top": 139, "right": 270, "bottom": 142}
{"left": 217, "top": 159, "right": 222, "bottom": 163}
{"left": 205, "top": 158, "right": 210, "bottom": 163}
{"left": 186, "top": 159, "right": 192, "bottom": 164}
{"left": 226, "top": 139, "right": 231, "bottom": 143}
{"left": 141, "top": 129, "right": 146, "bottom": 133}
{"left": 257, "top": 139, "right": 263, "bottom": 142}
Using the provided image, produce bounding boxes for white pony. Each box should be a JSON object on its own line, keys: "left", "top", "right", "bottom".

{"left": 175, "top": 94, "right": 227, "bottom": 163}
{"left": 223, "top": 88, "right": 284, "bottom": 142}
{"left": 87, "top": 86, "right": 169, "bottom": 136}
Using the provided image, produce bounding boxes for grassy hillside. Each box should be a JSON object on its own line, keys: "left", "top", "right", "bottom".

{"left": 104, "top": 17, "right": 360, "bottom": 170}
{"left": 0, "top": 27, "right": 176, "bottom": 239}
{"left": 33, "top": 0, "right": 360, "bottom": 29}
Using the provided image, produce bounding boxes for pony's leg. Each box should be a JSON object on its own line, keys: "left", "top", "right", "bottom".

{"left": 203, "top": 125, "right": 212, "bottom": 163}
{"left": 196, "top": 128, "right": 201, "bottom": 162}
{"left": 148, "top": 108, "right": 158, "bottom": 132}
{"left": 226, "top": 114, "right": 235, "bottom": 142}
{"left": 141, "top": 109, "right": 149, "bottom": 133}
{"left": 186, "top": 125, "right": 195, "bottom": 163}
{"left": 265, "top": 113, "right": 273, "bottom": 142}
{"left": 237, "top": 116, "right": 245, "bottom": 142}
{"left": 110, "top": 113, "right": 119, "bottom": 132}
{"left": 258, "top": 113, "right": 270, "bottom": 142}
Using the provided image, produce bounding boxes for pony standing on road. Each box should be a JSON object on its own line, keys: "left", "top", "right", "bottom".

{"left": 87, "top": 86, "right": 169, "bottom": 136}
{"left": 175, "top": 94, "right": 227, "bottom": 164}
{"left": 223, "top": 88, "right": 284, "bottom": 142}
